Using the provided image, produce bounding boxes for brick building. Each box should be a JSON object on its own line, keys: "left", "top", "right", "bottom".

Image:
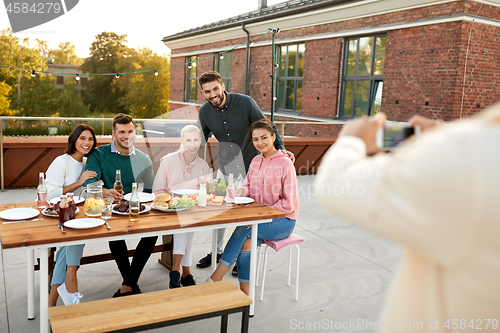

{"left": 162, "top": 0, "right": 500, "bottom": 138}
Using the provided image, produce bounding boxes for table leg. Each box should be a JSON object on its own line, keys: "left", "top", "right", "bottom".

{"left": 249, "top": 223, "right": 258, "bottom": 316}
{"left": 27, "top": 248, "right": 35, "bottom": 320}
{"left": 211, "top": 229, "right": 218, "bottom": 273}
{"left": 39, "top": 247, "right": 49, "bottom": 333}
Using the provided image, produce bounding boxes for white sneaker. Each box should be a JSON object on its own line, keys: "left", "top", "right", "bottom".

{"left": 57, "top": 283, "right": 83, "bottom": 305}
{"left": 202, "top": 277, "right": 214, "bottom": 284}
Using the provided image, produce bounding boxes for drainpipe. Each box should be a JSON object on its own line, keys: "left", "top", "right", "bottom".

{"left": 242, "top": 23, "right": 251, "bottom": 95}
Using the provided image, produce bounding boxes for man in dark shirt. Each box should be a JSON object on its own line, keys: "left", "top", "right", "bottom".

{"left": 196, "top": 70, "right": 294, "bottom": 269}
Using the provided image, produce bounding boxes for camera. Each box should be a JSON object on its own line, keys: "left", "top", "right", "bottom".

{"left": 376, "top": 123, "right": 420, "bottom": 149}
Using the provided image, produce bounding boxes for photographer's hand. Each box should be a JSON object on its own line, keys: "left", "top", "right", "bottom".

{"left": 408, "top": 115, "right": 445, "bottom": 132}
{"left": 339, "top": 113, "right": 387, "bottom": 156}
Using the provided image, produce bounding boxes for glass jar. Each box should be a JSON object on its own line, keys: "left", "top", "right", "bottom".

{"left": 82, "top": 183, "right": 105, "bottom": 217}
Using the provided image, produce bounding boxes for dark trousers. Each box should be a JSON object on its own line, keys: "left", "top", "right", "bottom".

{"left": 109, "top": 236, "right": 158, "bottom": 287}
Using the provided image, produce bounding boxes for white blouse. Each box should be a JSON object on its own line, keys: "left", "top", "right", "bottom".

{"left": 46, "top": 154, "right": 85, "bottom": 200}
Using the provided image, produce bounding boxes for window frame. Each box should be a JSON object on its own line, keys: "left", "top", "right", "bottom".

{"left": 339, "top": 34, "right": 386, "bottom": 118}
{"left": 274, "top": 43, "right": 305, "bottom": 114}
{"left": 185, "top": 55, "right": 198, "bottom": 102}
{"left": 215, "top": 52, "right": 231, "bottom": 93}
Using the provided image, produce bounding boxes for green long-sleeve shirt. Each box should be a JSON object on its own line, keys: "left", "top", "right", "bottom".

{"left": 198, "top": 92, "right": 285, "bottom": 175}
{"left": 84, "top": 144, "right": 155, "bottom": 194}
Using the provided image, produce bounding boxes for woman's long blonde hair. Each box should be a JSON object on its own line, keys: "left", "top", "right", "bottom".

{"left": 178, "top": 125, "right": 202, "bottom": 152}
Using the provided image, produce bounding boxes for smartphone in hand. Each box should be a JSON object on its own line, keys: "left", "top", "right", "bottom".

{"left": 376, "top": 123, "right": 420, "bottom": 150}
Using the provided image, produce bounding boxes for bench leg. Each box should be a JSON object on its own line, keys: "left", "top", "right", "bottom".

{"left": 220, "top": 314, "right": 228, "bottom": 333}
{"left": 27, "top": 248, "right": 35, "bottom": 320}
{"left": 241, "top": 306, "right": 250, "bottom": 333}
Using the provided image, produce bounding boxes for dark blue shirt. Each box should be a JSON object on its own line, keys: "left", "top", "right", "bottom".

{"left": 198, "top": 92, "right": 285, "bottom": 175}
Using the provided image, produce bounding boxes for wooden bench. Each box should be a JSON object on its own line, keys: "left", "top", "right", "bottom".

{"left": 48, "top": 280, "right": 252, "bottom": 333}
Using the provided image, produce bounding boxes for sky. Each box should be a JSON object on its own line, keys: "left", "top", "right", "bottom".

{"left": 0, "top": 0, "right": 283, "bottom": 58}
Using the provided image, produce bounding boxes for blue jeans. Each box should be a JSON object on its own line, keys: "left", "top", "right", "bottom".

{"left": 50, "top": 245, "right": 85, "bottom": 286}
{"left": 220, "top": 217, "right": 296, "bottom": 283}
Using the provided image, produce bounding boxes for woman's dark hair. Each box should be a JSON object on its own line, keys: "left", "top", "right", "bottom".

{"left": 249, "top": 118, "right": 275, "bottom": 137}
{"left": 65, "top": 124, "right": 97, "bottom": 156}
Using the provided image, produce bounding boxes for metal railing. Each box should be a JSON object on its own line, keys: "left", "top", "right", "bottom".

{"left": 0, "top": 116, "right": 345, "bottom": 191}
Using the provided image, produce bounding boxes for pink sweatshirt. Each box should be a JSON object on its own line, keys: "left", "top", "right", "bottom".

{"left": 240, "top": 150, "right": 299, "bottom": 220}
{"left": 152, "top": 152, "right": 209, "bottom": 193}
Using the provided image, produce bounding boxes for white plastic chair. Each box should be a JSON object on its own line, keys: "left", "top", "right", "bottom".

{"left": 256, "top": 233, "right": 304, "bottom": 301}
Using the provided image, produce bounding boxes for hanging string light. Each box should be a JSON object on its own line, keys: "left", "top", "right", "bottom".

{"left": 1, "top": 30, "right": 273, "bottom": 78}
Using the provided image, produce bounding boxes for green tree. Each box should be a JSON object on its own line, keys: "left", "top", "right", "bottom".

{"left": 9, "top": 74, "right": 57, "bottom": 116}
{"left": 50, "top": 41, "right": 84, "bottom": 65}
{"left": 81, "top": 32, "right": 131, "bottom": 114}
{"left": 0, "top": 81, "right": 14, "bottom": 115}
{"left": 117, "top": 48, "right": 170, "bottom": 118}
{"left": 54, "top": 81, "right": 90, "bottom": 117}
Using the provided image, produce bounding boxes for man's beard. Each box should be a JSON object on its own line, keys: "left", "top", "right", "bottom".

{"left": 208, "top": 92, "right": 225, "bottom": 108}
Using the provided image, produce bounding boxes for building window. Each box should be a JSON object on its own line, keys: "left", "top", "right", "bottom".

{"left": 276, "top": 44, "right": 304, "bottom": 112}
{"left": 340, "top": 35, "right": 386, "bottom": 117}
{"left": 56, "top": 76, "right": 64, "bottom": 85}
{"left": 215, "top": 52, "right": 231, "bottom": 92}
{"left": 185, "top": 55, "right": 198, "bottom": 102}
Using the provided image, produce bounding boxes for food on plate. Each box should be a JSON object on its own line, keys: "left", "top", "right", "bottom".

{"left": 44, "top": 203, "right": 60, "bottom": 216}
{"left": 182, "top": 193, "right": 197, "bottom": 202}
{"left": 114, "top": 200, "right": 146, "bottom": 213}
{"left": 207, "top": 194, "right": 224, "bottom": 205}
{"left": 169, "top": 198, "right": 196, "bottom": 210}
{"left": 153, "top": 193, "right": 172, "bottom": 209}
{"left": 152, "top": 193, "right": 196, "bottom": 210}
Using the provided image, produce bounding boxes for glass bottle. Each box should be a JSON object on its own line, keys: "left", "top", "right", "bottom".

{"left": 58, "top": 195, "right": 70, "bottom": 227}
{"left": 114, "top": 170, "right": 123, "bottom": 193}
{"left": 37, "top": 172, "right": 47, "bottom": 209}
{"left": 129, "top": 183, "right": 140, "bottom": 222}
{"left": 225, "top": 173, "right": 235, "bottom": 207}
{"left": 207, "top": 168, "right": 214, "bottom": 195}
{"left": 198, "top": 183, "right": 207, "bottom": 207}
{"left": 67, "top": 192, "right": 76, "bottom": 219}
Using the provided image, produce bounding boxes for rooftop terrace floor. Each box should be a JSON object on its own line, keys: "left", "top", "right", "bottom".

{"left": 0, "top": 175, "right": 402, "bottom": 333}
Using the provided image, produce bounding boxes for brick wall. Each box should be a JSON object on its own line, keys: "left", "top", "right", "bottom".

{"left": 168, "top": 0, "right": 500, "bottom": 136}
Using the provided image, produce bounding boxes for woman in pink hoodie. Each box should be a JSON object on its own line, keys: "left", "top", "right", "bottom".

{"left": 206, "top": 118, "right": 299, "bottom": 295}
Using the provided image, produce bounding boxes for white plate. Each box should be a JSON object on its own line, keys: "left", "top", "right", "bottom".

{"left": 64, "top": 218, "right": 104, "bottom": 229}
{"left": 112, "top": 204, "right": 151, "bottom": 215}
{"left": 123, "top": 192, "right": 155, "bottom": 203}
{"left": 49, "top": 196, "right": 85, "bottom": 205}
{"left": 0, "top": 208, "right": 40, "bottom": 221}
{"left": 42, "top": 207, "right": 79, "bottom": 217}
{"left": 234, "top": 197, "right": 254, "bottom": 205}
{"left": 150, "top": 203, "right": 186, "bottom": 212}
{"left": 172, "top": 189, "right": 199, "bottom": 196}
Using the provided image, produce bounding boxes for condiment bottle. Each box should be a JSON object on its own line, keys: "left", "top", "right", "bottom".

{"left": 37, "top": 172, "right": 47, "bottom": 209}
{"left": 129, "top": 183, "right": 140, "bottom": 222}
{"left": 67, "top": 192, "right": 76, "bottom": 219}
{"left": 198, "top": 183, "right": 207, "bottom": 207}
{"left": 58, "top": 195, "right": 70, "bottom": 227}
{"left": 225, "top": 173, "right": 235, "bottom": 207}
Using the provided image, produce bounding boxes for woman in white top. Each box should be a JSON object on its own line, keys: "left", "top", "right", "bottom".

{"left": 46, "top": 124, "right": 97, "bottom": 307}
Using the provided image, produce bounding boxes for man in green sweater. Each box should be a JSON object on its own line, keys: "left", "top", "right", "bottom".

{"left": 85, "top": 113, "right": 156, "bottom": 297}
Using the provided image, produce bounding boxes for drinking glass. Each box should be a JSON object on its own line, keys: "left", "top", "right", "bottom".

{"left": 101, "top": 197, "right": 114, "bottom": 219}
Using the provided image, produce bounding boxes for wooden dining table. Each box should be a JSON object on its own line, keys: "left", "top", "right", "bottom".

{"left": 0, "top": 200, "right": 285, "bottom": 333}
